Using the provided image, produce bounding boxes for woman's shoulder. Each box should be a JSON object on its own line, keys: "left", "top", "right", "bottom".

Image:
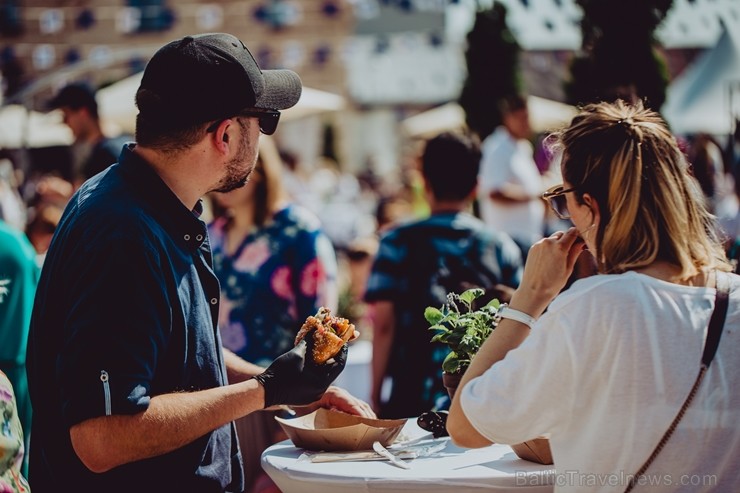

{"left": 548, "top": 270, "right": 728, "bottom": 315}
{"left": 723, "top": 270, "right": 740, "bottom": 288}
{"left": 547, "top": 272, "right": 649, "bottom": 313}
{"left": 276, "top": 203, "right": 323, "bottom": 232}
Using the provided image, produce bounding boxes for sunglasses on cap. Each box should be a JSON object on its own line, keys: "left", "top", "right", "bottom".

{"left": 542, "top": 184, "right": 577, "bottom": 220}
{"left": 206, "top": 109, "right": 281, "bottom": 135}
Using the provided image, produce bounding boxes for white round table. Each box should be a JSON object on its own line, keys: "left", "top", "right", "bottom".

{"left": 261, "top": 420, "right": 555, "bottom": 493}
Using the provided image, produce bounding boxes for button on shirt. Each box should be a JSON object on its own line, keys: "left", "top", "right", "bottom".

{"left": 26, "top": 144, "right": 242, "bottom": 493}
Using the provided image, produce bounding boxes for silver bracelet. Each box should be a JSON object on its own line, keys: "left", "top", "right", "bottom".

{"left": 496, "top": 304, "right": 537, "bottom": 329}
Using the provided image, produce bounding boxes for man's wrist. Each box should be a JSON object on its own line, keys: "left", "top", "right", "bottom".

{"left": 251, "top": 374, "right": 270, "bottom": 408}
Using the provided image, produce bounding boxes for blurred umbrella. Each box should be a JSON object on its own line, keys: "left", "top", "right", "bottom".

{"left": 401, "top": 96, "right": 578, "bottom": 139}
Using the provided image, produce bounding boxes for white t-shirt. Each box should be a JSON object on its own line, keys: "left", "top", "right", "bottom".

{"left": 477, "top": 127, "right": 545, "bottom": 246}
{"left": 461, "top": 271, "right": 740, "bottom": 492}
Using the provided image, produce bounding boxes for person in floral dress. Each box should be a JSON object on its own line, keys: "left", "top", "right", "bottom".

{"left": 208, "top": 152, "right": 339, "bottom": 367}
{"left": 1, "top": 369, "right": 29, "bottom": 492}
{"left": 208, "top": 145, "right": 340, "bottom": 493}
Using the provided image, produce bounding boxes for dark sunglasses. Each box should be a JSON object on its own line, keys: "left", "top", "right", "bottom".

{"left": 206, "top": 109, "right": 281, "bottom": 135}
{"left": 542, "top": 184, "right": 577, "bottom": 220}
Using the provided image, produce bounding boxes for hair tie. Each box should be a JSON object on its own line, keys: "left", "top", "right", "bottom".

{"left": 616, "top": 117, "right": 643, "bottom": 143}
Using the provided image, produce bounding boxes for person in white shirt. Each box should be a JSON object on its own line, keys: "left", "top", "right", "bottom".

{"left": 448, "top": 100, "right": 740, "bottom": 492}
{"left": 477, "top": 94, "right": 545, "bottom": 257}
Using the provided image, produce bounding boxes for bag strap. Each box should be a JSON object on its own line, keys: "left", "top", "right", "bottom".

{"left": 702, "top": 271, "right": 729, "bottom": 367}
{"left": 624, "top": 271, "right": 730, "bottom": 493}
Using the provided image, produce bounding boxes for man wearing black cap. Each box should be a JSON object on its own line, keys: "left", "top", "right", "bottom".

{"left": 47, "top": 82, "right": 129, "bottom": 186}
{"left": 27, "top": 33, "right": 370, "bottom": 493}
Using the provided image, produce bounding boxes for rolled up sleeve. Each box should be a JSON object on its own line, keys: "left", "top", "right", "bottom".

{"left": 58, "top": 235, "right": 169, "bottom": 427}
{"left": 460, "top": 311, "right": 579, "bottom": 444}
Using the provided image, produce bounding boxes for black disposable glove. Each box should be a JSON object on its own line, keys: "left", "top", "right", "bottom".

{"left": 252, "top": 339, "right": 347, "bottom": 408}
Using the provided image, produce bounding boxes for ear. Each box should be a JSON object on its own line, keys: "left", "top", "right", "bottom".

{"left": 581, "top": 193, "right": 601, "bottom": 223}
{"left": 211, "top": 119, "right": 235, "bottom": 155}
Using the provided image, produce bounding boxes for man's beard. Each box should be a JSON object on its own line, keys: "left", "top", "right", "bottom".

{"left": 212, "top": 134, "right": 257, "bottom": 194}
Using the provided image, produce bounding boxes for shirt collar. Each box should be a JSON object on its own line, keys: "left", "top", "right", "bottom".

{"left": 117, "top": 144, "right": 208, "bottom": 252}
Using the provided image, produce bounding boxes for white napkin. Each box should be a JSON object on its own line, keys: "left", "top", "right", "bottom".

{"left": 302, "top": 438, "right": 447, "bottom": 463}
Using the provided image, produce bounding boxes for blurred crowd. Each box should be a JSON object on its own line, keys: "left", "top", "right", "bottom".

{"left": 2, "top": 81, "right": 740, "bottom": 493}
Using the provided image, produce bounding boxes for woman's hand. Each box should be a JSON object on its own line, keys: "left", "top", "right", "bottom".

{"left": 513, "top": 227, "right": 586, "bottom": 317}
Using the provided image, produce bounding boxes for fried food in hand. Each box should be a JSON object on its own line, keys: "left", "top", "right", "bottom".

{"left": 295, "top": 307, "right": 359, "bottom": 364}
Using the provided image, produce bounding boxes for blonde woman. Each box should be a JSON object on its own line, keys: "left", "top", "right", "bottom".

{"left": 448, "top": 100, "right": 740, "bottom": 492}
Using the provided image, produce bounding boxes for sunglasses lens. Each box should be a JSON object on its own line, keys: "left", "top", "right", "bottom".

{"left": 259, "top": 112, "right": 280, "bottom": 135}
{"left": 545, "top": 186, "right": 570, "bottom": 219}
{"left": 552, "top": 195, "right": 568, "bottom": 218}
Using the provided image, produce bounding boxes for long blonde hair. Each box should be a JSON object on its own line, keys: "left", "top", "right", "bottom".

{"left": 251, "top": 137, "right": 287, "bottom": 227}
{"left": 554, "top": 100, "right": 730, "bottom": 278}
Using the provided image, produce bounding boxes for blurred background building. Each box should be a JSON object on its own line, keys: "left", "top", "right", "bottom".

{"left": 1, "top": 0, "right": 739, "bottom": 176}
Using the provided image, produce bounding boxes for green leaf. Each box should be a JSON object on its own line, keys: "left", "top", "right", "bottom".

{"left": 460, "top": 288, "right": 483, "bottom": 305}
{"left": 446, "top": 332, "right": 464, "bottom": 346}
{"left": 442, "top": 351, "right": 461, "bottom": 374}
{"left": 428, "top": 324, "right": 450, "bottom": 334}
{"left": 484, "top": 298, "right": 501, "bottom": 310}
{"left": 424, "top": 306, "right": 445, "bottom": 325}
{"left": 430, "top": 333, "right": 447, "bottom": 343}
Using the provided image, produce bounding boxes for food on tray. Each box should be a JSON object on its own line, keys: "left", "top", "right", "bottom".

{"left": 295, "top": 307, "right": 358, "bottom": 364}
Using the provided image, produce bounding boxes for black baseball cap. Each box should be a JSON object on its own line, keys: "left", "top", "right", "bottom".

{"left": 136, "top": 33, "right": 302, "bottom": 129}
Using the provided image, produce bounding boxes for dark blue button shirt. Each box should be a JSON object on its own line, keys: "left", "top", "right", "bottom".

{"left": 27, "top": 144, "right": 243, "bottom": 493}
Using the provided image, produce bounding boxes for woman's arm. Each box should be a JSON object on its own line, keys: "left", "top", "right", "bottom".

{"left": 447, "top": 228, "right": 585, "bottom": 447}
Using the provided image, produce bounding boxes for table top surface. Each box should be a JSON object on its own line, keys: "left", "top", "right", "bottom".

{"left": 261, "top": 419, "right": 555, "bottom": 491}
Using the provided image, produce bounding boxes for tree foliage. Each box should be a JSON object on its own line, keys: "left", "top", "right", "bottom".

{"left": 458, "top": 2, "right": 523, "bottom": 140}
{"left": 565, "top": 0, "right": 673, "bottom": 110}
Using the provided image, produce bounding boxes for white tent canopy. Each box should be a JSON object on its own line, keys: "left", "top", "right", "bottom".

{"left": 0, "top": 75, "right": 346, "bottom": 149}
{"left": 401, "top": 96, "right": 578, "bottom": 139}
{"left": 0, "top": 104, "right": 72, "bottom": 148}
{"left": 97, "top": 71, "right": 346, "bottom": 136}
{"left": 662, "top": 18, "right": 740, "bottom": 137}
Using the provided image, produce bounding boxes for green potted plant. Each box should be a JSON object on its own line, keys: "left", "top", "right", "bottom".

{"left": 425, "top": 288, "right": 499, "bottom": 394}
{"left": 425, "top": 287, "right": 553, "bottom": 465}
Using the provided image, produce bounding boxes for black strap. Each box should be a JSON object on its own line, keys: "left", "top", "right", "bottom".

{"left": 702, "top": 271, "right": 729, "bottom": 368}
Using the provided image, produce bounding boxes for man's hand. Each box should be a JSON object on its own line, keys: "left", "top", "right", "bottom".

{"left": 252, "top": 340, "right": 347, "bottom": 408}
